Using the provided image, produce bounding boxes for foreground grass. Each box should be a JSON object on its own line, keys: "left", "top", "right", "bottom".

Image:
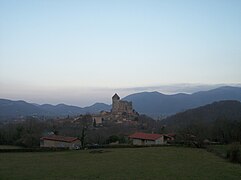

{"left": 0, "top": 147, "right": 241, "bottom": 179}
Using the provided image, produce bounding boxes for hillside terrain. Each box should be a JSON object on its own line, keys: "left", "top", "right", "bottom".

{"left": 162, "top": 100, "right": 241, "bottom": 126}
{"left": 161, "top": 100, "right": 241, "bottom": 142}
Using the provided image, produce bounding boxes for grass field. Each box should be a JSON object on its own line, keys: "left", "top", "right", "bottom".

{"left": 0, "top": 145, "right": 23, "bottom": 149}
{"left": 0, "top": 147, "right": 241, "bottom": 179}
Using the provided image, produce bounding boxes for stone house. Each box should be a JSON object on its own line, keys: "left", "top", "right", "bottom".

{"left": 92, "top": 115, "right": 103, "bottom": 125}
{"left": 129, "top": 132, "right": 172, "bottom": 145}
{"left": 40, "top": 135, "right": 81, "bottom": 149}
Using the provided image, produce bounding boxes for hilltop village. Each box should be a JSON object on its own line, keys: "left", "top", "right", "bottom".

{"left": 90, "top": 93, "right": 139, "bottom": 125}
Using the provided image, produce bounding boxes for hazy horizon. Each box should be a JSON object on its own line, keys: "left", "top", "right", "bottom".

{"left": 1, "top": 0, "right": 241, "bottom": 106}
{"left": 1, "top": 83, "right": 241, "bottom": 107}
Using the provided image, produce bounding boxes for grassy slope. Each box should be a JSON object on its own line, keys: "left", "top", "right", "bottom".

{"left": 0, "top": 147, "right": 241, "bottom": 179}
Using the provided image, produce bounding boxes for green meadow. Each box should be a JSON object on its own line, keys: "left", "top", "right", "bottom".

{"left": 0, "top": 147, "right": 241, "bottom": 180}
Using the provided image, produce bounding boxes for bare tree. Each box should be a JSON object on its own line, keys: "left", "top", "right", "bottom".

{"left": 79, "top": 114, "right": 92, "bottom": 148}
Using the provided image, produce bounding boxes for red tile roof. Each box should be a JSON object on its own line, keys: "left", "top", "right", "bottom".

{"left": 40, "top": 135, "right": 79, "bottom": 143}
{"left": 129, "top": 132, "right": 162, "bottom": 141}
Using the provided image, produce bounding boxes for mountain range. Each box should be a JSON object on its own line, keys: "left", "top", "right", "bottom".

{"left": 0, "top": 86, "right": 241, "bottom": 120}
{"left": 124, "top": 86, "right": 241, "bottom": 118}
{"left": 0, "top": 100, "right": 110, "bottom": 120}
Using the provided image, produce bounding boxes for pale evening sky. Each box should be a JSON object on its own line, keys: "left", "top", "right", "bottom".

{"left": 0, "top": 0, "right": 241, "bottom": 106}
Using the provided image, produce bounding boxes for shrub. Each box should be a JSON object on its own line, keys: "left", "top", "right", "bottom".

{"left": 227, "top": 142, "right": 241, "bottom": 163}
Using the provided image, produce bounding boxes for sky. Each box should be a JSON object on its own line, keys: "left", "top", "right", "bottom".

{"left": 0, "top": 0, "right": 241, "bottom": 106}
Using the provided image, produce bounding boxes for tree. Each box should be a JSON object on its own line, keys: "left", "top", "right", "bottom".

{"left": 93, "top": 119, "right": 97, "bottom": 127}
{"left": 79, "top": 114, "right": 92, "bottom": 148}
{"left": 107, "top": 135, "right": 119, "bottom": 144}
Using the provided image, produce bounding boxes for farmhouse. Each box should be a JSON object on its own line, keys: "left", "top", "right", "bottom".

{"left": 40, "top": 135, "right": 81, "bottom": 149}
{"left": 129, "top": 132, "right": 173, "bottom": 145}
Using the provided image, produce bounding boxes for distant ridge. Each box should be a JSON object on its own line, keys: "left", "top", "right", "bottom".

{"left": 0, "top": 99, "right": 48, "bottom": 119}
{"left": 123, "top": 86, "right": 241, "bottom": 118}
{"left": 0, "top": 99, "right": 111, "bottom": 120}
